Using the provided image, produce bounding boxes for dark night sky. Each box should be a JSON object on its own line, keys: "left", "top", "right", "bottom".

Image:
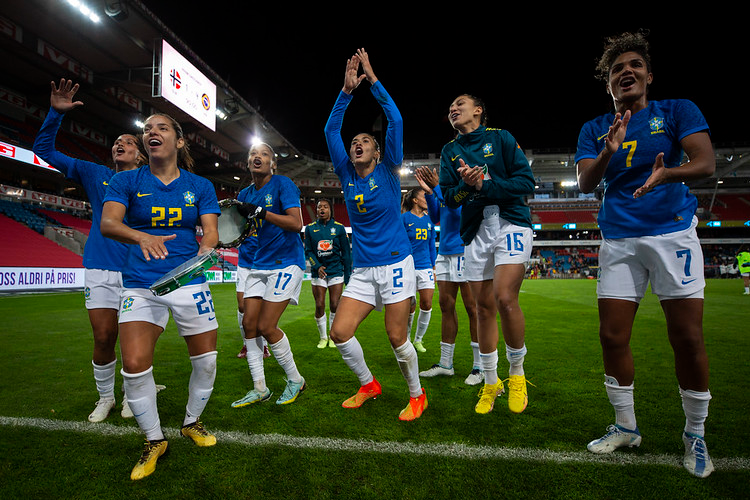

{"left": 142, "top": 5, "right": 747, "bottom": 158}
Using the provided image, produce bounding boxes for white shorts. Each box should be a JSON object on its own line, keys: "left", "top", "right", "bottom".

{"left": 343, "top": 255, "right": 416, "bottom": 311}
{"left": 464, "top": 206, "right": 532, "bottom": 282}
{"left": 311, "top": 275, "right": 345, "bottom": 288}
{"left": 435, "top": 254, "right": 466, "bottom": 282}
{"left": 236, "top": 266, "right": 251, "bottom": 294}
{"left": 119, "top": 283, "right": 218, "bottom": 336}
{"left": 84, "top": 269, "right": 122, "bottom": 310}
{"left": 244, "top": 265, "right": 303, "bottom": 305}
{"left": 415, "top": 268, "right": 435, "bottom": 290}
{"left": 597, "top": 217, "right": 705, "bottom": 302}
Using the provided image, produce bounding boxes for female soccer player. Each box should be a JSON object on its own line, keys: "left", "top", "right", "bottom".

{"left": 575, "top": 31, "right": 716, "bottom": 478}
{"left": 414, "top": 166, "right": 482, "bottom": 385}
{"left": 231, "top": 142, "right": 306, "bottom": 408}
{"left": 400, "top": 187, "right": 436, "bottom": 352}
{"left": 32, "top": 78, "right": 148, "bottom": 422}
{"left": 101, "top": 113, "right": 220, "bottom": 480}
{"left": 304, "top": 198, "right": 352, "bottom": 348}
{"left": 324, "top": 48, "right": 426, "bottom": 421}
{"left": 438, "top": 94, "right": 535, "bottom": 415}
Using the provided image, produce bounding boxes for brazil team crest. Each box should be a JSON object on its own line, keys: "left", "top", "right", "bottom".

{"left": 649, "top": 117, "right": 665, "bottom": 134}
{"left": 183, "top": 191, "right": 196, "bottom": 206}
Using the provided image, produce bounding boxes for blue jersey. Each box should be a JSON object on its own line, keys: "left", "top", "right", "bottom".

{"left": 424, "top": 185, "right": 464, "bottom": 256}
{"left": 104, "top": 166, "right": 220, "bottom": 288}
{"left": 237, "top": 175, "right": 304, "bottom": 270}
{"left": 237, "top": 227, "right": 258, "bottom": 269}
{"left": 324, "top": 81, "right": 412, "bottom": 267}
{"left": 575, "top": 99, "right": 709, "bottom": 239}
{"left": 304, "top": 218, "right": 352, "bottom": 281}
{"left": 401, "top": 211, "right": 436, "bottom": 270}
{"left": 32, "top": 107, "right": 128, "bottom": 271}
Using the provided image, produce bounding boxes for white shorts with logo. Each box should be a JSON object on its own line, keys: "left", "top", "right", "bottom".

{"left": 415, "top": 268, "right": 435, "bottom": 290}
{"left": 84, "top": 268, "right": 123, "bottom": 310}
{"left": 343, "top": 255, "right": 416, "bottom": 311}
{"left": 597, "top": 217, "right": 705, "bottom": 302}
{"left": 311, "top": 275, "right": 345, "bottom": 288}
{"left": 236, "top": 266, "right": 251, "bottom": 294}
{"left": 464, "top": 206, "right": 532, "bottom": 282}
{"left": 244, "top": 265, "right": 303, "bottom": 305}
{"left": 435, "top": 254, "right": 466, "bottom": 282}
{"left": 119, "top": 283, "right": 218, "bottom": 336}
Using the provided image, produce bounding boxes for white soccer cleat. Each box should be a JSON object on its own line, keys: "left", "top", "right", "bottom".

{"left": 464, "top": 368, "right": 484, "bottom": 386}
{"left": 88, "top": 397, "right": 116, "bottom": 423}
{"left": 587, "top": 424, "right": 642, "bottom": 454}
{"left": 121, "top": 396, "right": 134, "bottom": 418}
{"left": 419, "top": 363, "right": 454, "bottom": 377}
{"left": 683, "top": 432, "right": 714, "bottom": 478}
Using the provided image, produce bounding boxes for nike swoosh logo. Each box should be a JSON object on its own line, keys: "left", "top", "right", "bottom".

{"left": 509, "top": 252, "right": 522, "bottom": 256}
{"left": 451, "top": 155, "right": 460, "bottom": 161}
{"left": 134, "top": 411, "right": 147, "bottom": 418}
{"left": 137, "top": 192, "right": 152, "bottom": 197}
{"left": 103, "top": 181, "right": 108, "bottom": 186}
{"left": 681, "top": 279, "right": 696, "bottom": 285}
{"left": 208, "top": 316, "right": 215, "bottom": 321}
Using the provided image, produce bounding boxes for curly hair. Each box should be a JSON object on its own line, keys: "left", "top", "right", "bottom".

{"left": 595, "top": 30, "right": 652, "bottom": 82}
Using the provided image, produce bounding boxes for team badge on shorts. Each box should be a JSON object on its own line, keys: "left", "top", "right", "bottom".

{"left": 121, "top": 296, "right": 135, "bottom": 313}
{"left": 84, "top": 286, "right": 91, "bottom": 300}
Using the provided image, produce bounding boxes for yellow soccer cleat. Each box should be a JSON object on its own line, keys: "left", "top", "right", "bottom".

{"left": 130, "top": 439, "right": 168, "bottom": 480}
{"left": 398, "top": 388, "right": 428, "bottom": 421}
{"left": 507, "top": 375, "right": 531, "bottom": 413}
{"left": 475, "top": 379, "right": 505, "bottom": 414}
{"left": 180, "top": 421, "right": 217, "bottom": 447}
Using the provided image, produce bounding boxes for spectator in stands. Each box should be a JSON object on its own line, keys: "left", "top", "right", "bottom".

{"left": 231, "top": 142, "right": 307, "bottom": 408}
{"left": 101, "top": 112, "right": 220, "bottom": 480}
{"left": 324, "top": 48, "right": 426, "bottom": 421}
{"left": 400, "top": 186, "right": 436, "bottom": 353}
{"left": 438, "top": 93, "right": 536, "bottom": 416}
{"left": 575, "top": 31, "right": 716, "bottom": 478}
{"left": 414, "top": 166, "right": 483, "bottom": 386}
{"left": 304, "top": 198, "right": 352, "bottom": 348}
{"left": 32, "top": 78, "right": 153, "bottom": 424}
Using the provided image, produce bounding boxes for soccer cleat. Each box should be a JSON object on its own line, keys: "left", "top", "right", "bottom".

{"left": 231, "top": 388, "right": 272, "bottom": 408}
{"left": 263, "top": 345, "right": 271, "bottom": 358}
{"left": 464, "top": 368, "right": 484, "bottom": 386}
{"left": 236, "top": 345, "right": 247, "bottom": 358}
{"left": 682, "top": 432, "right": 714, "bottom": 478}
{"left": 121, "top": 396, "right": 134, "bottom": 419}
{"left": 587, "top": 424, "right": 642, "bottom": 454}
{"left": 180, "top": 421, "right": 217, "bottom": 447}
{"left": 88, "top": 397, "right": 116, "bottom": 423}
{"left": 419, "top": 363, "right": 454, "bottom": 377}
{"left": 475, "top": 379, "right": 505, "bottom": 414}
{"left": 277, "top": 377, "right": 306, "bottom": 405}
{"left": 342, "top": 378, "right": 382, "bottom": 408}
{"left": 413, "top": 341, "right": 427, "bottom": 353}
{"left": 399, "top": 388, "right": 428, "bottom": 421}
{"left": 316, "top": 338, "right": 328, "bottom": 349}
{"left": 328, "top": 338, "right": 336, "bottom": 348}
{"left": 130, "top": 439, "right": 168, "bottom": 480}
{"left": 507, "top": 374, "right": 530, "bottom": 413}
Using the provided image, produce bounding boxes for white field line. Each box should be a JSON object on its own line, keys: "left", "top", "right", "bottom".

{"left": 2, "top": 416, "right": 749, "bottom": 471}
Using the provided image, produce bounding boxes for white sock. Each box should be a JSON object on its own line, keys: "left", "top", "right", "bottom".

{"left": 393, "top": 340, "right": 422, "bottom": 397}
{"left": 414, "top": 308, "right": 432, "bottom": 343}
{"left": 329, "top": 312, "right": 336, "bottom": 332}
{"left": 122, "top": 366, "right": 163, "bottom": 441}
{"left": 237, "top": 310, "right": 244, "bottom": 340}
{"left": 471, "top": 342, "right": 481, "bottom": 369}
{"left": 92, "top": 359, "right": 116, "bottom": 400}
{"left": 270, "top": 332, "right": 303, "bottom": 383}
{"left": 407, "top": 312, "right": 415, "bottom": 340}
{"left": 506, "top": 343, "right": 527, "bottom": 376}
{"left": 245, "top": 337, "right": 266, "bottom": 392}
{"left": 604, "top": 375, "right": 637, "bottom": 431}
{"left": 184, "top": 351, "right": 217, "bottom": 427}
{"left": 335, "top": 336, "right": 372, "bottom": 385}
{"left": 480, "top": 350, "right": 499, "bottom": 385}
{"left": 680, "top": 387, "right": 711, "bottom": 437}
{"left": 439, "top": 342, "right": 455, "bottom": 368}
{"left": 316, "top": 314, "right": 327, "bottom": 340}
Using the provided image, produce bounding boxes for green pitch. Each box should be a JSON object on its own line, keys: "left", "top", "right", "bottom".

{"left": 0, "top": 279, "right": 748, "bottom": 499}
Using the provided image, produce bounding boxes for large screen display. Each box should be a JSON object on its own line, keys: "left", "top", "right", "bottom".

{"left": 159, "top": 39, "right": 216, "bottom": 131}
